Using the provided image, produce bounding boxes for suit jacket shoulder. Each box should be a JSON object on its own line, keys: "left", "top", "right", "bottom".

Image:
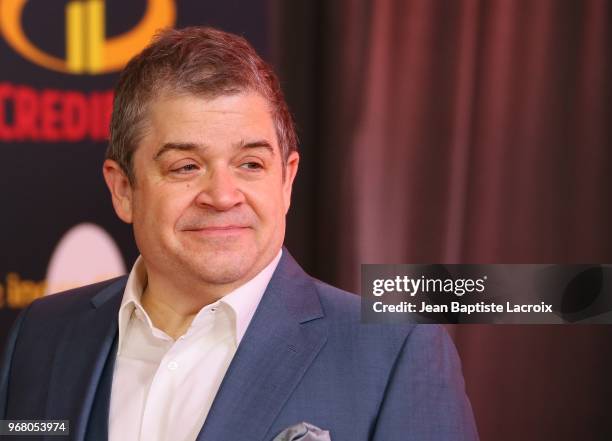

{"left": 0, "top": 276, "right": 126, "bottom": 427}
{"left": 24, "top": 276, "right": 126, "bottom": 321}
{"left": 309, "top": 276, "right": 420, "bottom": 356}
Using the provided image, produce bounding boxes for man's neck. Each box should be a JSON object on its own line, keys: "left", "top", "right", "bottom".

{"left": 140, "top": 287, "right": 200, "bottom": 340}
{"left": 140, "top": 273, "right": 232, "bottom": 339}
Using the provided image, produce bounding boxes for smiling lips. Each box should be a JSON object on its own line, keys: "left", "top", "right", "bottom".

{"left": 183, "top": 225, "right": 250, "bottom": 236}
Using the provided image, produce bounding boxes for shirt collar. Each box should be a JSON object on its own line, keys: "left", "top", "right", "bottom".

{"left": 117, "top": 249, "right": 283, "bottom": 352}
{"left": 219, "top": 249, "right": 282, "bottom": 344}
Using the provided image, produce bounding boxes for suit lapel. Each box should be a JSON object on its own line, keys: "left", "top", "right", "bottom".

{"left": 196, "top": 251, "right": 328, "bottom": 441}
{"left": 44, "top": 279, "right": 125, "bottom": 441}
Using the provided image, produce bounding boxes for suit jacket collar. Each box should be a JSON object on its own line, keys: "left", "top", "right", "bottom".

{"left": 195, "top": 249, "right": 328, "bottom": 441}
{"left": 44, "top": 278, "right": 124, "bottom": 441}
{"left": 45, "top": 248, "right": 327, "bottom": 441}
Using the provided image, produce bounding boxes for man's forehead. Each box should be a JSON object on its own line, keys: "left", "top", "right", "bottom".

{"left": 140, "top": 91, "right": 280, "bottom": 151}
{"left": 148, "top": 88, "right": 273, "bottom": 115}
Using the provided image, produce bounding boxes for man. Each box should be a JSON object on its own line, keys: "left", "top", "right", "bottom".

{"left": 0, "top": 27, "right": 478, "bottom": 441}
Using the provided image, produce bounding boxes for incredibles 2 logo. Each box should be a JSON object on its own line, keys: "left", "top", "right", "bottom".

{"left": 0, "top": 0, "right": 176, "bottom": 142}
{"left": 0, "top": 0, "right": 176, "bottom": 74}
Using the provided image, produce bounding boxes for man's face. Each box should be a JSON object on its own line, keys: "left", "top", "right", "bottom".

{"left": 104, "top": 91, "right": 298, "bottom": 293}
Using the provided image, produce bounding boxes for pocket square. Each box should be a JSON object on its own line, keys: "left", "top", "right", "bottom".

{"left": 272, "top": 422, "right": 331, "bottom": 441}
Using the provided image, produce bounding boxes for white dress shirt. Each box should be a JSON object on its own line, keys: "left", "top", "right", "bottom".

{"left": 108, "top": 250, "right": 282, "bottom": 441}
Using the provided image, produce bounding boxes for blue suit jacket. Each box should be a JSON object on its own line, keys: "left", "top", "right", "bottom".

{"left": 0, "top": 250, "right": 478, "bottom": 441}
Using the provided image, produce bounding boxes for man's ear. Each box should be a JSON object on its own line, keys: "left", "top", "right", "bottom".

{"left": 102, "top": 159, "right": 134, "bottom": 224}
{"left": 282, "top": 151, "right": 300, "bottom": 214}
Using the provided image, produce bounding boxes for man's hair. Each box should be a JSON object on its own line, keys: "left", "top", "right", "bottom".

{"left": 106, "top": 26, "right": 298, "bottom": 184}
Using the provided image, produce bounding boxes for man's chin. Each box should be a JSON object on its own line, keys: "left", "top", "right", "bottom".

{"left": 180, "top": 250, "right": 258, "bottom": 286}
{"left": 181, "top": 227, "right": 253, "bottom": 244}
{"left": 193, "top": 267, "right": 251, "bottom": 286}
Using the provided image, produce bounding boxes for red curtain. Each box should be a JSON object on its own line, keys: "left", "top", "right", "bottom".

{"left": 343, "top": 0, "right": 611, "bottom": 272}
{"left": 277, "top": 0, "right": 612, "bottom": 439}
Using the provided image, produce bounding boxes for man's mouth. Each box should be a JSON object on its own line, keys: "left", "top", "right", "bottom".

{"left": 183, "top": 225, "right": 250, "bottom": 236}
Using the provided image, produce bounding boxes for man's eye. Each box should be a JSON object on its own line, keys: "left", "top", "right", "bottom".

{"left": 172, "top": 164, "right": 199, "bottom": 173}
{"left": 241, "top": 162, "right": 263, "bottom": 170}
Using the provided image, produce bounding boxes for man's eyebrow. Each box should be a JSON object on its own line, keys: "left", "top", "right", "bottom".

{"left": 238, "top": 139, "right": 275, "bottom": 155}
{"left": 153, "top": 142, "right": 206, "bottom": 160}
{"left": 153, "top": 139, "right": 275, "bottom": 160}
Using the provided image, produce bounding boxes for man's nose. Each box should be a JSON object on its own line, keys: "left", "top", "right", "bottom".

{"left": 195, "top": 167, "right": 244, "bottom": 211}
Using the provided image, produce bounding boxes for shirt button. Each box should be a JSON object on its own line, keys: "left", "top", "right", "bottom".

{"left": 167, "top": 361, "right": 179, "bottom": 370}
